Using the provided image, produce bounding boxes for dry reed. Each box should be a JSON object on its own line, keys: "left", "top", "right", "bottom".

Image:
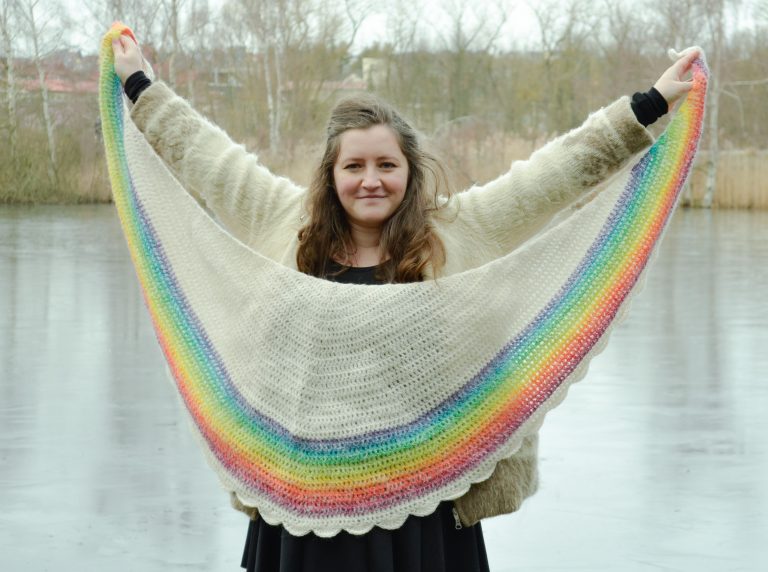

{"left": 687, "top": 150, "right": 768, "bottom": 209}
{"left": 5, "top": 119, "right": 765, "bottom": 210}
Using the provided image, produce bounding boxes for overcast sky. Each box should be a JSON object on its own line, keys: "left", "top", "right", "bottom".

{"left": 59, "top": 0, "right": 763, "bottom": 56}
{"left": 60, "top": 0, "right": 543, "bottom": 54}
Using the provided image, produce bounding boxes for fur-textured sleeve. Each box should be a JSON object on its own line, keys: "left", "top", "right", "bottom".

{"left": 130, "top": 82, "right": 305, "bottom": 247}
{"left": 454, "top": 96, "right": 654, "bottom": 256}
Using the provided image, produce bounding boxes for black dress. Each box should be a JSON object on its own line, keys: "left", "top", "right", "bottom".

{"left": 241, "top": 263, "right": 491, "bottom": 572}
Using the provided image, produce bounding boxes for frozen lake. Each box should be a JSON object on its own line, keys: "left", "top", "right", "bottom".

{"left": 1, "top": 205, "right": 766, "bottom": 571}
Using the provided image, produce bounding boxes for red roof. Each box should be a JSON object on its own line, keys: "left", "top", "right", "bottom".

{"left": 19, "top": 78, "right": 98, "bottom": 94}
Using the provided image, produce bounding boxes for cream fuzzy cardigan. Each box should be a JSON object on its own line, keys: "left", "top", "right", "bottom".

{"left": 129, "top": 83, "right": 653, "bottom": 526}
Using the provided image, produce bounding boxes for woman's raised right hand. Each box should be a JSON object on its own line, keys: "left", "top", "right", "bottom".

{"left": 112, "top": 34, "right": 147, "bottom": 85}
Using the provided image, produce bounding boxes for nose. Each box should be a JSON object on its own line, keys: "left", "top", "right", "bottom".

{"left": 361, "top": 166, "right": 381, "bottom": 189}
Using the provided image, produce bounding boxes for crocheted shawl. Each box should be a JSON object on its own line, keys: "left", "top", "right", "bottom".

{"left": 100, "top": 24, "right": 708, "bottom": 537}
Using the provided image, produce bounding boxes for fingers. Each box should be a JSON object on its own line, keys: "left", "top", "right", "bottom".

{"left": 122, "top": 33, "right": 138, "bottom": 49}
{"left": 670, "top": 49, "right": 699, "bottom": 81}
{"left": 668, "top": 46, "right": 701, "bottom": 66}
{"left": 112, "top": 33, "right": 139, "bottom": 55}
{"left": 678, "top": 49, "right": 699, "bottom": 69}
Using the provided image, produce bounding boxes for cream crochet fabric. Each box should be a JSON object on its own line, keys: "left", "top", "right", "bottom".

{"left": 101, "top": 26, "right": 708, "bottom": 537}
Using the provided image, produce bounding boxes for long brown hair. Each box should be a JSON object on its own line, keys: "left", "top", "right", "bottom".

{"left": 296, "top": 93, "right": 452, "bottom": 283}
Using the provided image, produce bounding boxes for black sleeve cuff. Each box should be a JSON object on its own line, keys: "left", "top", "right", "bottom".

{"left": 124, "top": 71, "right": 152, "bottom": 104}
{"left": 630, "top": 87, "right": 669, "bottom": 127}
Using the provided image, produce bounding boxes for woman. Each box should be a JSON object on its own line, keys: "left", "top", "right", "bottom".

{"left": 111, "top": 33, "right": 698, "bottom": 571}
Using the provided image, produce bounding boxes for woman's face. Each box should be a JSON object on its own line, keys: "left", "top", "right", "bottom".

{"left": 333, "top": 125, "right": 409, "bottom": 230}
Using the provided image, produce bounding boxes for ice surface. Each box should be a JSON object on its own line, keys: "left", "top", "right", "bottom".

{"left": 1, "top": 206, "right": 765, "bottom": 572}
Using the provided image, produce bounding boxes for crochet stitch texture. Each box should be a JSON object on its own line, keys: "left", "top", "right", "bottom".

{"left": 100, "top": 24, "right": 708, "bottom": 537}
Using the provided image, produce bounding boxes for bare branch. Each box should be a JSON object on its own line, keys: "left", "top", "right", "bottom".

{"left": 724, "top": 77, "right": 768, "bottom": 86}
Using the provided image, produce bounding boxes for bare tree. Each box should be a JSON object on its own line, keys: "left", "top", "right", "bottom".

{"left": 699, "top": 0, "right": 759, "bottom": 208}
{"left": 84, "top": 0, "right": 163, "bottom": 51}
{"left": 701, "top": 0, "right": 728, "bottom": 208}
{"left": 385, "top": 0, "right": 422, "bottom": 56}
{"left": 529, "top": 0, "right": 596, "bottom": 132}
{"left": 229, "top": 0, "right": 286, "bottom": 152}
{"left": 18, "top": 0, "right": 63, "bottom": 188}
{"left": 434, "top": 0, "right": 508, "bottom": 120}
{"left": 223, "top": 0, "right": 364, "bottom": 153}
{"left": 378, "top": 0, "right": 424, "bottom": 105}
{"left": 160, "top": 0, "right": 188, "bottom": 87}
{"left": 184, "top": 0, "right": 211, "bottom": 106}
{"left": 649, "top": 0, "right": 707, "bottom": 50}
{"left": 595, "top": 0, "right": 650, "bottom": 103}
{"left": 336, "top": 0, "right": 368, "bottom": 52}
{"left": 284, "top": 0, "right": 367, "bottom": 130}
{"left": 0, "top": 0, "right": 19, "bottom": 170}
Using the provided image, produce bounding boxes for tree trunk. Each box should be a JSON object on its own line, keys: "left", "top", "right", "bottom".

{"left": 35, "top": 56, "right": 57, "bottom": 188}
{"left": 702, "top": 1, "right": 725, "bottom": 209}
{"left": 272, "top": 43, "right": 283, "bottom": 151}
{"left": 1, "top": 11, "right": 18, "bottom": 169}
{"left": 188, "top": 67, "right": 196, "bottom": 106}
{"left": 25, "top": 1, "right": 57, "bottom": 188}
{"left": 703, "top": 74, "right": 719, "bottom": 208}
{"left": 261, "top": 43, "right": 279, "bottom": 153}
{"left": 168, "top": 0, "right": 180, "bottom": 87}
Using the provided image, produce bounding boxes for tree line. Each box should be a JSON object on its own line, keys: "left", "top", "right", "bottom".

{"left": 1, "top": 0, "right": 766, "bottom": 207}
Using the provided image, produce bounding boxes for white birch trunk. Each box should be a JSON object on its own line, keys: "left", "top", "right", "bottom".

{"left": 272, "top": 43, "right": 283, "bottom": 152}
{"left": 24, "top": 1, "right": 57, "bottom": 187}
{"left": 703, "top": 74, "right": 719, "bottom": 208}
{"left": 168, "top": 0, "right": 179, "bottom": 87}
{"left": 1, "top": 4, "right": 18, "bottom": 168}
{"left": 261, "top": 43, "right": 278, "bottom": 153}
{"left": 702, "top": 15, "right": 723, "bottom": 210}
{"left": 188, "top": 68, "right": 196, "bottom": 106}
{"left": 35, "top": 54, "right": 57, "bottom": 187}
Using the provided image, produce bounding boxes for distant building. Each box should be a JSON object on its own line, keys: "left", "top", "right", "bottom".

{"left": 362, "top": 57, "right": 387, "bottom": 89}
{"left": 209, "top": 68, "right": 242, "bottom": 90}
{"left": 282, "top": 74, "right": 366, "bottom": 97}
{"left": 6, "top": 50, "right": 98, "bottom": 95}
{"left": 19, "top": 77, "right": 98, "bottom": 94}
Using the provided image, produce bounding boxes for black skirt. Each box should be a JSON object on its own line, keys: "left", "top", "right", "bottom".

{"left": 240, "top": 501, "right": 490, "bottom": 572}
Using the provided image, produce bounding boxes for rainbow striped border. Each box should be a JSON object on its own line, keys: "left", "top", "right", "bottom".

{"left": 100, "top": 23, "right": 707, "bottom": 532}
